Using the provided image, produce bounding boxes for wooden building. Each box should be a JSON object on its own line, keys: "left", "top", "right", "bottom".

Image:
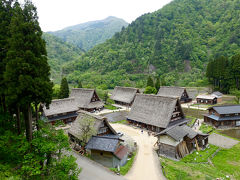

{"left": 196, "top": 94, "right": 217, "bottom": 105}
{"left": 42, "top": 98, "right": 78, "bottom": 125}
{"left": 86, "top": 136, "right": 128, "bottom": 168}
{"left": 211, "top": 91, "right": 223, "bottom": 103}
{"left": 68, "top": 111, "right": 128, "bottom": 168}
{"left": 70, "top": 88, "right": 104, "bottom": 112}
{"left": 156, "top": 125, "right": 208, "bottom": 159}
{"left": 204, "top": 105, "right": 240, "bottom": 128}
{"left": 157, "top": 86, "right": 192, "bottom": 103}
{"left": 127, "top": 94, "right": 188, "bottom": 132}
{"left": 110, "top": 86, "right": 140, "bottom": 107}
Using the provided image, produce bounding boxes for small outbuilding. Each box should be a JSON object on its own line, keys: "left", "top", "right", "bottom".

{"left": 196, "top": 94, "right": 217, "bottom": 105}
{"left": 157, "top": 86, "right": 192, "bottom": 103}
{"left": 127, "top": 94, "right": 188, "bottom": 132}
{"left": 204, "top": 105, "right": 240, "bottom": 128}
{"left": 156, "top": 125, "right": 208, "bottom": 159}
{"left": 70, "top": 88, "right": 104, "bottom": 112}
{"left": 110, "top": 86, "right": 140, "bottom": 107}
{"left": 68, "top": 110, "right": 128, "bottom": 168}
{"left": 211, "top": 91, "right": 223, "bottom": 103}
{"left": 42, "top": 98, "right": 78, "bottom": 125}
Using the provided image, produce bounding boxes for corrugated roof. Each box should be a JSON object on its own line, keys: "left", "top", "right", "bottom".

{"left": 127, "top": 94, "right": 183, "bottom": 128}
{"left": 157, "top": 125, "right": 207, "bottom": 141}
{"left": 205, "top": 114, "right": 240, "bottom": 121}
{"left": 211, "top": 105, "right": 240, "bottom": 115}
{"left": 114, "top": 145, "right": 128, "bottom": 160}
{"left": 212, "top": 91, "right": 223, "bottom": 97}
{"left": 43, "top": 98, "right": 78, "bottom": 116}
{"left": 70, "top": 88, "right": 104, "bottom": 109}
{"left": 85, "top": 136, "right": 119, "bottom": 152}
{"left": 196, "top": 94, "right": 217, "bottom": 100}
{"left": 110, "top": 86, "right": 139, "bottom": 104}
{"left": 157, "top": 86, "right": 185, "bottom": 98}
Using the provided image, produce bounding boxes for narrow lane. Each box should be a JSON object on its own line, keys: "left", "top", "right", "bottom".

{"left": 111, "top": 123, "right": 166, "bottom": 180}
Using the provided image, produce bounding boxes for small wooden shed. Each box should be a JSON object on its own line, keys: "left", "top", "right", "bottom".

{"left": 156, "top": 125, "right": 208, "bottom": 159}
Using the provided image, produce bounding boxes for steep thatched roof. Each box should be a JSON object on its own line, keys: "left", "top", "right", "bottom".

{"left": 70, "top": 88, "right": 104, "bottom": 109}
{"left": 157, "top": 86, "right": 185, "bottom": 98}
{"left": 43, "top": 98, "right": 78, "bottom": 116}
{"left": 110, "top": 86, "right": 140, "bottom": 104}
{"left": 127, "top": 94, "right": 182, "bottom": 128}
{"left": 68, "top": 110, "right": 117, "bottom": 141}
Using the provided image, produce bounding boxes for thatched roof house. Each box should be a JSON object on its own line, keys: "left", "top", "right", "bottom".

{"left": 110, "top": 86, "right": 140, "bottom": 106}
{"left": 156, "top": 125, "right": 208, "bottom": 159}
{"left": 127, "top": 94, "right": 187, "bottom": 132}
{"left": 70, "top": 88, "right": 104, "bottom": 111}
{"left": 157, "top": 86, "right": 192, "bottom": 103}
{"left": 68, "top": 110, "right": 117, "bottom": 142}
{"left": 68, "top": 110, "right": 128, "bottom": 168}
{"left": 42, "top": 98, "right": 78, "bottom": 124}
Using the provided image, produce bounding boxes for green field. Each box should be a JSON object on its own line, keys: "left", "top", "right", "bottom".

{"left": 161, "top": 143, "right": 240, "bottom": 180}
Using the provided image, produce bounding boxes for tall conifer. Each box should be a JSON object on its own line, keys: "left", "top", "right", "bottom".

{"left": 59, "top": 77, "right": 69, "bottom": 99}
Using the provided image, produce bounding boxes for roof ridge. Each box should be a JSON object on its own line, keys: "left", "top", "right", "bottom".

{"left": 51, "top": 97, "right": 75, "bottom": 102}
{"left": 72, "top": 88, "right": 95, "bottom": 91}
{"left": 137, "top": 93, "right": 178, "bottom": 100}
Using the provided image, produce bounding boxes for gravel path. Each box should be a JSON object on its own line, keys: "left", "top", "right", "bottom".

{"left": 209, "top": 133, "right": 239, "bottom": 148}
{"left": 71, "top": 151, "right": 126, "bottom": 180}
{"left": 111, "top": 123, "right": 166, "bottom": 180}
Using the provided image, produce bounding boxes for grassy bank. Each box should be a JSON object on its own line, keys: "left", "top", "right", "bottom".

{"left": 111, "top": 120, "right": 128, "bottom": 124}
{"left": 104, "top": 104, "right": 118, "bottom": 110}
{"left": 183, "top": 108, "right": 207, "bottom": 119}
{"left": 110, "top": 151, "right": 136, "bottom": 175}
{"left": 161, "top": 143, "right": 240, "bottom": 179}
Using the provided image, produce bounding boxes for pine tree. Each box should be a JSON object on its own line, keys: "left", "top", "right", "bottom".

{"left": 77, "top": 80, "right": 82, "bottom": 88}
{"left": 146, "top": 76, "right": 154, "bottom": 87}
{"left": 155, "top": 77, "right": 160, "bottom": 92}
{"left": 59, "top": 77, "right": 69, "bottom": 99}
{"left": 4, "top": 1, "right": 53, "bottom": 141}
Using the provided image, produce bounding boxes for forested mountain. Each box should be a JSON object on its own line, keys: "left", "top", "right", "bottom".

{"left": 64, "top": 0, "right": 240, "bottom": 89}
{"left": 48, "top": 16, "right": 128, "bottom": 51}
{"left": 43, "top": 33, "right": 84, "bottom": 82}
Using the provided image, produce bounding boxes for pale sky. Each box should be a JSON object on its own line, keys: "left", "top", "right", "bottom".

{"left": 21, "top": 0, "right": 172, "bottom": 32}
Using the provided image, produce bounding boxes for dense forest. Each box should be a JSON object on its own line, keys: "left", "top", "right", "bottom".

{"left": 62, "top": 0, "right": 240, "bottom": 89}
{"left": 0, "top": 0, "right": 79, "bottom": 179}
{"left": 48, "top": 16, "right": 129, "bottom": 51}
{"left": 43, "top": 33, "right": 84, "bottom": 83}
{"left": 206, "top": 54, "right": 240, "bottom": 93}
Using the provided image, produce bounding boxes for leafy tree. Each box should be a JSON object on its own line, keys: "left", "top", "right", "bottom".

{"left": 103, "top": 91, "right": 108, "bottom": 104}
{"left": 155, "top": 77, "right": 160, "bottom": 92}
{"left": 146, "top": 76, "right": 154, "bottom": 87}
{"left": 230, "top": 89, "right": 240, "bottom": 104}
{"left": 77, "top": 80, "right": 83, "bottom": 88}
{"left": 59, "top": 77, "right": 69, "bottom": 99}
{"left": 4, "top": 1, "right": 53, "bottom": 141}
{"left": 78, "top": 117, "right": 96, "bottom": 146}
{"left": 144, "top": 86, "right": 157, "bottom": 94}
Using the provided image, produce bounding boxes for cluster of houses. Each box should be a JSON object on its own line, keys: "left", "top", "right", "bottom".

{"left": 41, "top": 86, "right": 240, "bottom": 166}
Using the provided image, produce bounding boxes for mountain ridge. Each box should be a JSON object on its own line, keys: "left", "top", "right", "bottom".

{"left": 47, "top": 16, "right": 128, "bottom": 51}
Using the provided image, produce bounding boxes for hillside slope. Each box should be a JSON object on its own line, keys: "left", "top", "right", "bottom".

{"left": 65, "top": 0, "right": 240, "bottom": 88}
{"left": 48, "top": 16, "right": 128, "bottom": 51}
{"left": 43, "top": 33, "right": 84, "bottom": 82}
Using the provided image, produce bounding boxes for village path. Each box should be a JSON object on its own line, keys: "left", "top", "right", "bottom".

{"left": 70, "top": 151, "right": 127, "bottom": 180}
{"left": 111, "top": 123, "right": 166, "bottom": 180}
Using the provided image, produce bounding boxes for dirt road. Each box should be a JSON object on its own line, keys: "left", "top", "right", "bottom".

{"left": 111, "top": 123, "right": 166, "bottom": 180}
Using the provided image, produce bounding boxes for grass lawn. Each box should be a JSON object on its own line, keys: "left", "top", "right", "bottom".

{"left": 111, "top": 120, "right": 128, "bottom": 124}
{"left": 104, "top": 104, "right": 118, "bottom": 110}
{"left": 186, "top": 116, "right": 196, "bottom": 127}
{"left": 183, "top": 108, "right": 207, "bottom": 119}
{"left": 199, "top": 123, "right": 215, "bottom": 133}
{"left": 110, "top": 151, "right": 136, "bottom": 175}
{"left": 161, "top": 143, "right": 240, "bottom": 180}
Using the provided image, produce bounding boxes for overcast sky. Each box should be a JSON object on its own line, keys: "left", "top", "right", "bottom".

{"left": 21, "top": 0, "right": 172, "bottom": 32}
